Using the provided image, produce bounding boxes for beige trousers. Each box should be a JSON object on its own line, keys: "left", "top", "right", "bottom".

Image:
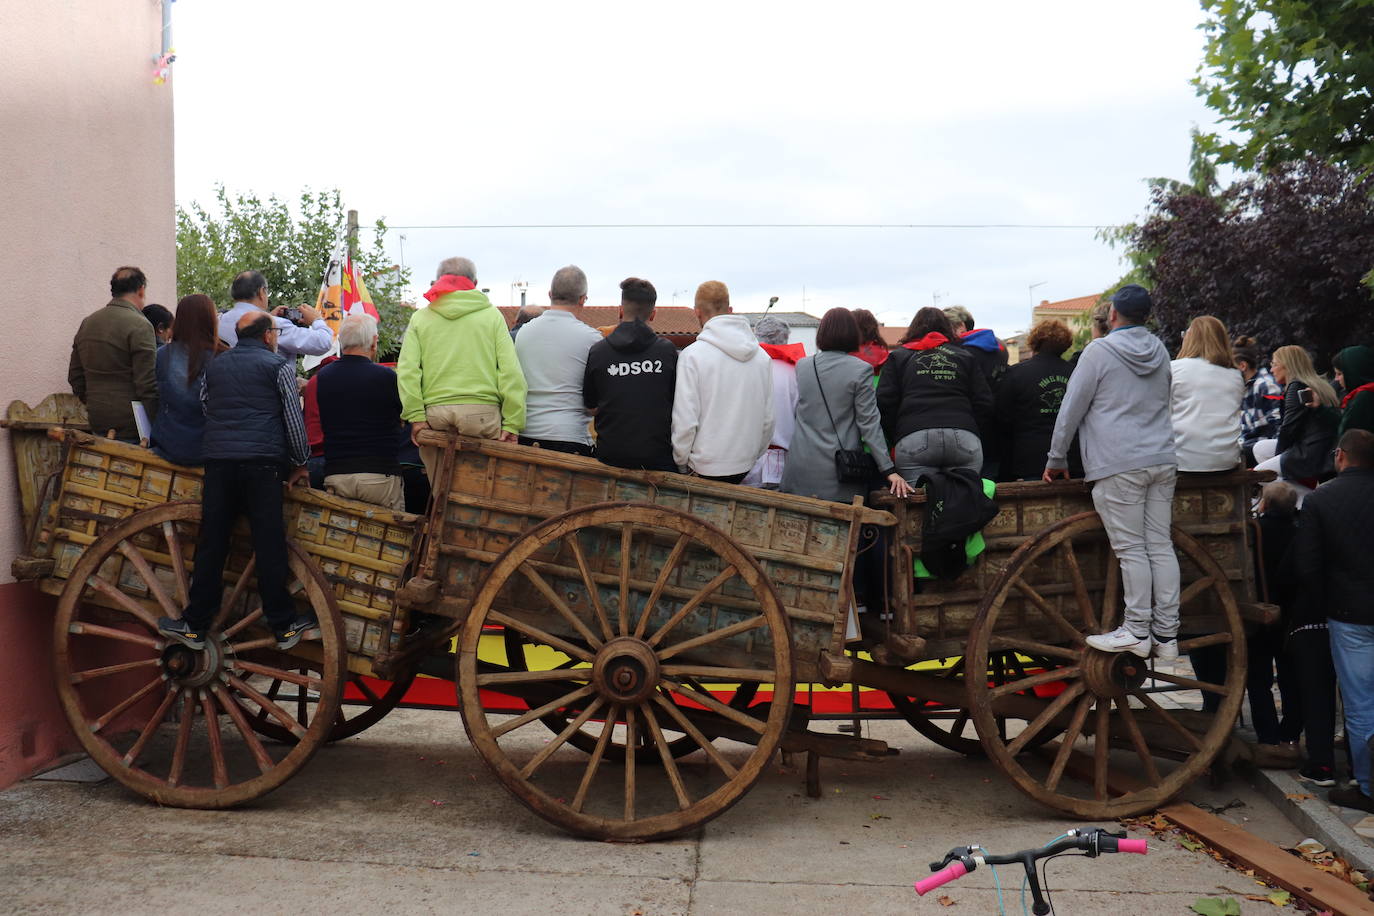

{"left": 421, "top": 404, "right": 503, "bottom": 482}
{"left": 324, "top": 473, "right": 405, "bottom": 512}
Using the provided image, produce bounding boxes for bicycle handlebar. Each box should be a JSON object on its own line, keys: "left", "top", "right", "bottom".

{"left": 1112, "top": 837, "right": 1149, "bottom": 855}
{"left": 914, "top": 859, "right": 968, "bottom": 896}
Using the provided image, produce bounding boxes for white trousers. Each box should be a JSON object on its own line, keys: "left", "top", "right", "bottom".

{"left": 1091, "top": 464, "right": 1181, "bottom": 640}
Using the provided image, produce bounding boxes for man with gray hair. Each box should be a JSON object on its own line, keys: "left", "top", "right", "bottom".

{"left": 742, "top": 316, "right": 802, "bottom": 488}
{"left": 397, "top": 257, "right": 526, "bottom": 480}
{"left": 315, "top": 313, "right": 405, "bottom": 510}
{"left": 513, "top": 265, "right": 601, "bottom": 455}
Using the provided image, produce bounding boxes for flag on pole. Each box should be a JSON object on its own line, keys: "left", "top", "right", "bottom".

{"left": 303, "top": 250, "right": 381, "bottom": 370}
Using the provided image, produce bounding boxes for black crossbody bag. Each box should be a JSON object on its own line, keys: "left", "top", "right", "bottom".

{"left": 814, "top": 357, "right": 879, "bottom": 483}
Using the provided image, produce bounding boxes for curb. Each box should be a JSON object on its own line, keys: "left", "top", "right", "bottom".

{"left": 1252, "top": 766, "right": 1374, "bottom": 876}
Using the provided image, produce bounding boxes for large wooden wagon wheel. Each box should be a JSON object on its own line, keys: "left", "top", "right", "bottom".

{"left": 457, "top": 503, "right": 794, "bottom": 841}
{"left": 53, "top": 501, "right": 347, "bottom": 808}
{"left": 248, "top": 664, "right": 416, "bottom": 744}
{"left": 965, "top": 512, "right": 1245, "bottom": 818}
{"left": 886, "top": 650, "right": 1065, "bottom": 756}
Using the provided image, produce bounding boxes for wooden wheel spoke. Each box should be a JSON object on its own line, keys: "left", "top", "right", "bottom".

{"left": 490, "top": 611, "right": 595, "bottom": 664}
{"left": 989, "top": 634, "right": 1082, "bottom": 661}
{"left": 571, "top": 705, "right": 618, "bottom": 813}
{"left": 987, "top": 665, "right": 1080, "bottom": 701}
{"left": 90, "top": 678, "right": 164, "bottom": 734}
{"left": 1092, "top": 700, "right": 1111, "bottom": 802}
{"left": 122, "top": 687, "right": 180, "bottom": 766}
{"left": 646, "top": 565, "right": 738, "bottom": 647}
{"left": 84, "top": 575, "right": 160, "bottom": 630}
{"left": 950, "top": 710, "right": 970, "bottom": 738}
{"left": 664, "top": 678, "right": 766, "bottom": 735}
{"left": 1147, "top": 668, "right": 1230, "bottom": 695}
{"left": 70, "top": 657, "right": 159, "bottom": 684}
{"left": 221, "top": 605, "right": 264, "bottom": 641}
{"left": 660, "top": 664, "right": 775, "bottom": 683}
{"left": 229, "top": 635, "right": 279, "bottom": 654}
{"left": 226, "top": 673, "right": 308, "bottom": 739}
{"left": 623, "top": 706, "right": 637, "bottom": 820}
{"left": 1130, "top": 689, "right": 1204, "bottom": 752}
{"left": 618, "top": 524, "right": 633, "bottom": 636}
{"left": 651, "top": 691, "right": 738, "bottom": 778}
{"left": 351, "top": 675, "right": 381, "bottom": 703}
{"left": 116, "top": 540, "right": 180, "bottom": 620}
{"left": 1101, "top": 556, "right": 1121, "bottom": 631}
{"left": 216, "top": 559, "right": 257, "bottom": 632}
{"left": 492, "top": 684, "right": 598, "bottom": 739}
{"left": 518, "top": 562, "right": 603, "bottom": 650}
{"left": 1012, "top": 577, "right": 1085, "bottom": 645}
{"left": 168, "top": 691, "right": 197, "bottom": 787}
{"left": 68, "top": 621, "right": 163, "bottom": 651}
{"left": 657, "top": 615, "right": 767, "bottom": 662}
{"left": 213, "top": 684, "right": 275, "bottom": 774}
{"left": 1178, "top": 576, "right": 1216, "bottom": 609}
{"left": 643, "top": 704, "right": 692, "bottom": 811}
{"left": 296, "top": 667, "right": 308, "bottom": 726}
{"left": 235, "top": 660, "right": 325, "bottom": 692}
{"left": 1044, "top": 694, "right": 1095, "bottom": 792}
{"left": 634, "top": 534, "right": 690, "bottom": 639}
{"left": 162, "top": 521, "right": 191, "bottom": 608}
{"left": 519, "top": 699, "right": 606, "bottom": 779}
{"left": 566, "top": 534, "right": 615, "bottom": 642}
{"left": 477, "top": 668, "right": 593, "bottom": 687}
{"left": 200, "top": 691, "right": 229, "bottom": 789}
{"left": 1059, "top": 541, "right": 1096, "bottom": 631}
{"left": 1115, "top": 697, "right": 1161, "bottom": 785}
{"left": 1005, "top": 681, "right": 1085, "bottom": 757}
{"left": 1177, "top": 632, "right": 1232, "bottom": 653}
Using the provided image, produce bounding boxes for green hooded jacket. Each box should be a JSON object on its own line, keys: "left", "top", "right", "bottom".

{"left": 396, "top": 289, "right": 526, "bottom": 432}
{"left": 1336, "top": 345, "right": 1374, "bottom": 439}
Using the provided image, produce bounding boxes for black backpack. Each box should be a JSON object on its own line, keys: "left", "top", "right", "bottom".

{"left": 918, "top": 467, "right": 998, "bottom": 580}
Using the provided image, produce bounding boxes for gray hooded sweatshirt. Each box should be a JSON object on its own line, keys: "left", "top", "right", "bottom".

{"left": 1046, "top": 326, "right": 1176, "bottom": 481}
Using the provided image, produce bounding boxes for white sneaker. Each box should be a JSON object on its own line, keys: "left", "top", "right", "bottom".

{"left": 1085, "top": 625, "right": 1151, "bottom": 658}
{"left": 1151, "top": 635, "right": 1179, "bottom": 660}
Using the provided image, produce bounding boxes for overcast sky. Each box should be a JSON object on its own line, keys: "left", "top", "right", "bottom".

{"left": 171, "top": 0, "right": 1224, "bottom": 336}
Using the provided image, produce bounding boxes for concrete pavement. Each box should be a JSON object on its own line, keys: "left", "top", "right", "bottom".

{"left": 1, "top": 709, "right": 1317, "bottom": 915}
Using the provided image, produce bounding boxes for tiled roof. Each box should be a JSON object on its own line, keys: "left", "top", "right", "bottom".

{"left": 497, "top": 306, "right": 702, "bottom": 335}
{"left": 1034, "top": 294, "right": 1101, "bottom": 314}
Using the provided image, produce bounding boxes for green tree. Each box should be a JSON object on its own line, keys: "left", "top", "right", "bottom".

{"left": 176, "top": 186, "right": 413, "bottom": 358}
{"left": 1194, "top": 0, "right": 1374, "bottom": 171}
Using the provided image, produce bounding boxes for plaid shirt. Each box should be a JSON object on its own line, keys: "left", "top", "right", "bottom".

{"left": 1240, "top": 367, "right": 1283, "bottom": 443}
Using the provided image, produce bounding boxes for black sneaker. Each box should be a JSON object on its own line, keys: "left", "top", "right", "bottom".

{"left": 157, "top": 616, "right": 206, "bottom": 650}
{"left": 1329, "top": 785, "right": 1374, "bottom": 813}
{"left": 1297, "top": 765, "right": 1336, "bottom": 787}
{"left": 275, "top": 615, "right": 321, "bottom": 651}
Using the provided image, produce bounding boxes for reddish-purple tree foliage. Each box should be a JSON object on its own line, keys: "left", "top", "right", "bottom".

{"left": 1124, "top": 158, "right": 1374, "bottom": 368}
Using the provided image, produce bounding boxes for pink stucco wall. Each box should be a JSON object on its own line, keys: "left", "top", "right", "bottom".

{"left": 0, "top": 0, "right": 175, "bottom": 786}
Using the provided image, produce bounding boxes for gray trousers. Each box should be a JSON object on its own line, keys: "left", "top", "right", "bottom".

{"left": 1091, "top": 463, "right": 1181, "bottom": 639}
{"left": 894, "top": 427, "right": 982, "bottom": 486}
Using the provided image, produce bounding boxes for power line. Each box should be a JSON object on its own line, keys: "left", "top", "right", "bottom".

{"left": 383, "top": 222, "right": 1115, "bottom": 231}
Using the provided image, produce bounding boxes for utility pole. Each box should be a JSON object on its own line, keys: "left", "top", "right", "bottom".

{"left": 347, "top": 209, "right": 359, "bottom": 261}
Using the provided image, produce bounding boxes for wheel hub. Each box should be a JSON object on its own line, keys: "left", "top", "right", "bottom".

{"left": 592, "top": 637, "right": 661, "bottom": 704}
{"left": 1081, "top": 648, "right": 1147, "bottom": 699}
{"left": 161, "top": 636, "right": 225, "bottom": 689}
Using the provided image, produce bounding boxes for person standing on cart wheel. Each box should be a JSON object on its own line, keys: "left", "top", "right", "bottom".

{"left": 1042, "top": 284, "right": 1180, "bottom": 660}
{"left": 158, "top": 311, "right": 317, "bottom": 651}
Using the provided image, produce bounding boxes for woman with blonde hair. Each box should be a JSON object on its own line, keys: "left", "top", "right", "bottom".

{"left": 1252, "top": 345, "right": 1339, "bottom": 494}
{"left": 1170, "top": 315, "right": 1243, "bottom": 471}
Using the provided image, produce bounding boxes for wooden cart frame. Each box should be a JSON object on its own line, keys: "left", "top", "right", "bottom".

{"left": 5, "top": 394, "right": 1270, "bottom": 840}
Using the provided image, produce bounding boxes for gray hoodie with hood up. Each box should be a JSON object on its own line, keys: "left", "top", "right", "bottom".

{"left": 1046, "top": 326, "right": 1176, "bottom": 482}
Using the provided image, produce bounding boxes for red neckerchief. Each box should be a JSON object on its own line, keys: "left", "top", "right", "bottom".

{"left": 1342, "top": 382, "right": 1374, "bottom": 408}
{"left": 901, "top": 332, "right": 949, "bottom": 351}
{"left": 760, "top": 342, "right": 806, "bottom": 364}
{"left": 423, "top": 274, "right": 477, "bottom": 303}
{"left": 851, "top": 342, "right": 890, "bottom": 368}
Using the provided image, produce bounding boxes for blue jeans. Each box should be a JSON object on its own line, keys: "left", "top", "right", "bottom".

{"left": 1329, "top": 620, "right": 1374, "bottom": 795}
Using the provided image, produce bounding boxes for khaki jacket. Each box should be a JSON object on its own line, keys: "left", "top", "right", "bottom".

{"left": 68, "top": 298, "right": 159, "bottom": 440}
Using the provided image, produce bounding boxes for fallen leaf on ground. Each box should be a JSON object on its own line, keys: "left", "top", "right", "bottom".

{"left": 1179, "top": 838, "right": 1204, "bottom": 851}
{"left": 1285, "top": 793, "right": 1315, "bottom": 801}
{"left": 1189, "top": 897, "right": 1241, "bottom": 916}
{"left": 937, "top": 895, "right": 955, "bottom": 906}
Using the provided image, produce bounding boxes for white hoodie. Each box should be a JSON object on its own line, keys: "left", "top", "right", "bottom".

{"left": 1170, "top": 357, "right": 1243, "bottom": 471}
{"left": 671, "top": 314, "right": 775, "bottom": 476}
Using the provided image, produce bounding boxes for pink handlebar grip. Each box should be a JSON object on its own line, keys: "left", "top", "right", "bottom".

{"left": 1117, "top": 838, "right": 1148, "bottom": 854}
{"left": 915, "top": 861, "right": 968, "bottom": 896}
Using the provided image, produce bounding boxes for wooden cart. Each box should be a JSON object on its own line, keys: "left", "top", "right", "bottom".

{"left": 5, "top": 394, "right": 1268, "bottom": 840}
